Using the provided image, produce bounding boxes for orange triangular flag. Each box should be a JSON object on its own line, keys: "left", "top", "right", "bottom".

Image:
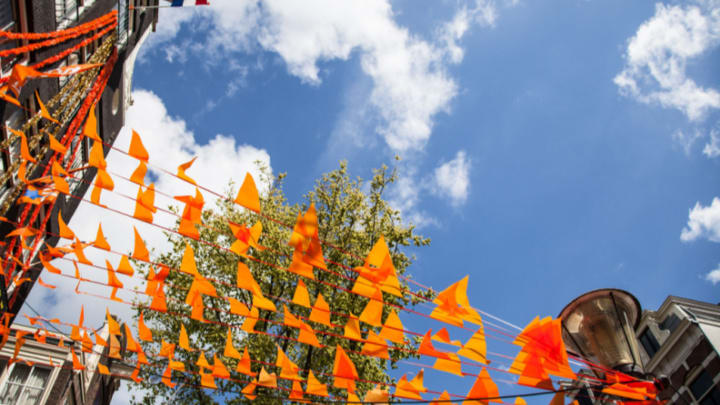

{"left": 180, "top": 243, "right": 200, "bottom": 277}
{"left": 36, "top": 91, "right": 59, "bottom": 124}
{"left": 434, "top": 352, "right": 463, "bottom": 376}
{"left": 343, "top": 315, "right": 361, "bottom": 341}
{"left": 97, "top": 362, "right": 110, "bottom": 375}
{"left": 130, "top": 160, "right": 147, "bottom": 186}
{"left": 235, "top": 172, "right": 260, "bottom": 213}
{"left": 464, "top": 367, "right": 501, "bottom": 404}
{"left": 433, "top": 327, "right": 462, "bottom": 346}
{"left": 212, "top": 354, "right": 230, "bottom": 379}
{"left": 379, "top": 309, "right": 405, "bottom": 344}
{"left": 228, "top": 297, "right": 249, "bottom": 316}
{"left": 276, "top": 345, "right": 302, "bottom": 381}
{"left": 258, "top": 366, "right": 277, "bottom": 388}
{"left": 361, "top": 330, "right": 389, "bottom": 360}
{"left": 57, "top": 212, "right": 75, "bottom": 239}
{"left": 47, "top": 132, "right": 67, "bottom": 154}
{"left": 116, "top": 255, "right": 134, "bottom": 277}
{"left": 430, "top": 391, "right": 452, "bottom": 405}
{"left": 71, "top": 350, "right": 84, "bottom": 370}
{"left": 458, "top": 325, "right": 487, "bottom": 364}
{"left": 93, "top": 223, "right": 110, "bottom": 250}
{"left": 395, "top": 374, "right": 423, "bottom": 400}
{"left": 123, "top": 324, "right": 140, "bottom": 353}
{"left": 289, "top": 380, "right": 304, "bottom": 400}
{"left": 83, "top": 103, "right": 101, "bottom": 141}
{"left": 309, "top": 293, "right": 332, "bottom": 327}
{"left": 129, "top": 130, "right": 149, "bottom": 162}
{"left": 179, "top": 324, "right": 193, "bottom": 352}
{"left": 332, "top": 345, "right": 359, "bottom": 393}
{"left": 287, "top": 246, "right": 315, "bottom": 279}
{"left": 150, "top": 282, "right": 167, "bottom": 313}
{"left": 241, "top": 381, "right": 257, "bottom": 400}
{"left": 292, "top": 279, "right": 311, "bottom": 308}
{"left": 418, "top": 330, "right": 451, "bottom": 359}
{"left": 306, "top": 370, "right": 328, "bottom": 397}
{"left": 236, "top": 347, "right": 256, "bottom": 376}
{"left": 224, "top": 328, "right": 242, "bottom": 359}
{"left": 196, "top": 351, "right": 211, "bottom": 369}
{"left": 132, "top": 227, "right": 150, "bottom": 262}
{"left": 106, "top": 263, "right": 123, "bottom": 288}
{"left": 161, "top": 365, "right": 175, "bottom": 388}
{"left": 359, "top": 287, "right": 384, "bottom": 327}
{"left": 138, "top": 312, "right": 152, "bottom": 342}
{"left": 241, "top": 306, "right": 259, "bottom": 333}
{"left": 88, "top": 140, "right": 106, "bottom": 169}
{"left": 236, "top": 261, "right": 261, "bottom": 295}
{"left": 177, "top": 157, "right": 197, "bottom": 185}
{"left": 200, "top": 368, "right": 217, "bottom": 389}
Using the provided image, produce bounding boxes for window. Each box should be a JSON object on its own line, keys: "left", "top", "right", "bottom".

{"left": 639, "top": 328, "right": 660, "bottom": 359}
{"left": 0, "top": 0, "right": 29, "bottom": 73}
{"left": 660, "top": 314, "right": 681, "bottom": 333}
{"left": 691, "top": 370, "right": 720, "bottom": 405}
{"left": 0, "top": 363, "right": 51, "bottom": 404}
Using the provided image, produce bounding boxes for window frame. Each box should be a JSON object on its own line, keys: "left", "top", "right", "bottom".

{"left": 0, "top": 0, "right": 29, "bottom": 75}
{"left": 0, "top": 362, "right": 54, "bottom": 405}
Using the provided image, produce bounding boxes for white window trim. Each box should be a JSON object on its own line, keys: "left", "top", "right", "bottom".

{"left": 0, "top": 360, "right": 60, "bottom": 405}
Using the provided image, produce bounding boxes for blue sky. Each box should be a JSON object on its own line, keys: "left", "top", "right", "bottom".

{"left": 22, "top": 0, "right": 720, "bottom": 403}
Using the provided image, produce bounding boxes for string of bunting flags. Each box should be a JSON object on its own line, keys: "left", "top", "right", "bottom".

{"left": 0, "top": 10, "right": 663, "bottom": 405}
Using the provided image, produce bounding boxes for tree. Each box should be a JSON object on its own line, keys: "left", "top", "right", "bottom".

{"left": 130, "top": 162, "right": 432, "bottom": 404}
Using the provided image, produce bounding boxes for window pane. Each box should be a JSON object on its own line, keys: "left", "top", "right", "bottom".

{"left": 0, "top": 364, "right": 31, "bottom": 403}
{"left": 639, "top": 329, "right": 660, "bottom": 358}
{"left": 691, "top": 370, "right": 714, "bottom": 400}
{"left": 26, "top": 367, "right": 49, "bottom": 388}
{"left": 660, "top": 314, "right": 680, "bottom": 333}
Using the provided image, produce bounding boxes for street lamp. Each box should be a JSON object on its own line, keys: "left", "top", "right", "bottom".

{"left": 558, "top": 288, "right": 644, "bottom": 378}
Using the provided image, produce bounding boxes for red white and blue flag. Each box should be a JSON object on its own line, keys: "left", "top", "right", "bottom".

{"left": 168, "top": 0, "right": 209, "bottom": 6}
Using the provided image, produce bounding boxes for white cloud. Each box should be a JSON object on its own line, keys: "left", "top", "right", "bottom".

{"left": 672, "top": 128, "right": 703, "bottom": 155}
{"left": 141, "top": 0, "right": 501, "bottom": 154}
{"left": 614, "top": 3, "right": 720, "bottom": 121}
{"left": 703, "top": 127, "right": 720, "bottom": 157}
{"left": 433, "top": 150, "right": 472, "bottom": 207}
{"left": 705, "top": 264, "right": 720, "bottom": 285}
{"left": 21, "top": 89, "right": 271, "bottom": 335}
{"left": 681, "top": 197, "right": 720, "bottom": 242}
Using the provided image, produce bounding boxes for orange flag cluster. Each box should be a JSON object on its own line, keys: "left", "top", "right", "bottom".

{"left": 1, "top": 123, "right": 666, "bottom": 405}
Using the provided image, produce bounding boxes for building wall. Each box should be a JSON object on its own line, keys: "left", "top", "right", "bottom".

{"left": 0, "top": 0, "right": 158, "bottom": 323}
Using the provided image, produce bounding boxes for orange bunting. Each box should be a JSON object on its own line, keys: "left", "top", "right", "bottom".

{"left": 418, "top": 330, "right": 451, "bottom": 360}
{"left": 241, "top": 306, "right": 259, "bottom": 334}
{"left": 47, "top": 132, "right": 67, "bottom": 154}
{"left": 359, "top": 287, "right": 384, "bottom": 327}
{"left": 106, "top": 262, "right": 122, "bottom": 288}
{"left": 123, "top": 324, "right": 140, "bottom": 353}
{"left": 458, "top": 325, "right": 487, "bottom": 364}
{"left": 353, "top": 235, "right": 402, "bottom": 297}
{"left": 343, "top": 315, "right": 361, "bottom": 341}
{"left": 180, "top": 243, "right": 200, "bottom": 277}
{"left": 40, "top": 253, "right": 61, "bottom": 274}
{"left": 434, "top": 352, "right": 463, "bottom": 376}
{"left": 179, "top": 324, "right": 193, "bottom": 352}
{"left": 236, "top": 347, "right": 256, "bottom": 376}
{"left": 88, "top": 140, "right": 106, "bottom": 169}
{"left": 161, "top": 365, "right": 175, "bottom": 388}
{"left": 177, "top": 157, "right": 197, "bottom": 185}
{"left": 149, "top": 281, "right": 167, "bottom": 313}
{"left": 130, "top": 160, "right": 147, "bottom": 186}
{"left": 464, "top": 367, "right": 501, "bottom": 405}
{"left": 129, "top": 130, "right": 149, "bottom": 162}
{"left": 133, "top": 184, "right": 156, "bottom": 222}
{"left": 93, "top": 223, "right": 110, "bottom": 250}
{"left": 200, "top": 368, "right": 217, "bottom": 389}
{"left": 236, "top": 261, "right": 261, "bottom": 295}
{"left": 116, "top": 255, "right": 134, "bottom": 276}
{"left": 376, "top": 310, "right": 404, "bottom": 344}
{"left": 36, "top": 91, "right": 59, "bottom": 124}
{"left": 235, "top": 172, "right": 260, "bottom": 213}
{"left": 132, "top": 227, "right": 150, "bottom": 262}
{"left": 306, "top": 370, "right": 328, "bottom": 397}
{"left": 90, "top": 185, "right": 103, "bottom": 206}
{"left": 138, "top": 312, "right": 152, "bottom": 342}
{"left": 289, "top": 380, "right": 304, "bottom": 401}
{"left": 97, "top": 362, "right": 110, "bottom": 375}
{"left": 276, "top": 345, "right": 302, "bottom": 381}
{"left": 224, "top": 328, "right": 242, "bottom": 359}
{"left": 178, "top": 218, "right": 199, "bottom": 240}
{"left": 71, "top": 350, "right": 84, "bottom": 370}
{"left": 332, "top": 345, "right": 359, "bottom": 393}
{"left": 433, "top": 327, "right": 462, "bottom": 347}
{"left": 241, "top": 382, "right": 257, "bottom": 400}
{"left": 309, "top": 293, "right": 332, "bottom": 327}
{"left": 292, "top": 279, "right": 311, "bottom": 308}
{"left": 228, "top": 297, "right": 249, "bottom": 316}
{"left": 94, "top": 168, "right": 114, "bottom": 190}
{"left": 72, "top": 238, "right": 92, "bottom": 265}
{"left": 83, "top": 102, "right": 101, "bottom": 141}
{"left": 287, "top": 246, "right": 315, "bottom": 279}
{"left": 37, "top": 277, "right": 55, "bottom": 289}
{"left": 57, "top": 212, "right": 75, "bottom": 239}
{"left": 258, "top": 367, "right": 277, "bottom": 388}
{"left": 361, "top": 330, "right": 389, "bottom": 360}
{"left": 212, "top": 354, "right": 230, "bottom": 379}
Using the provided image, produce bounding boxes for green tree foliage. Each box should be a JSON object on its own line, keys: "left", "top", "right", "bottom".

{"left": 130, "top": 162, "right": 431, "bottom": 404}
